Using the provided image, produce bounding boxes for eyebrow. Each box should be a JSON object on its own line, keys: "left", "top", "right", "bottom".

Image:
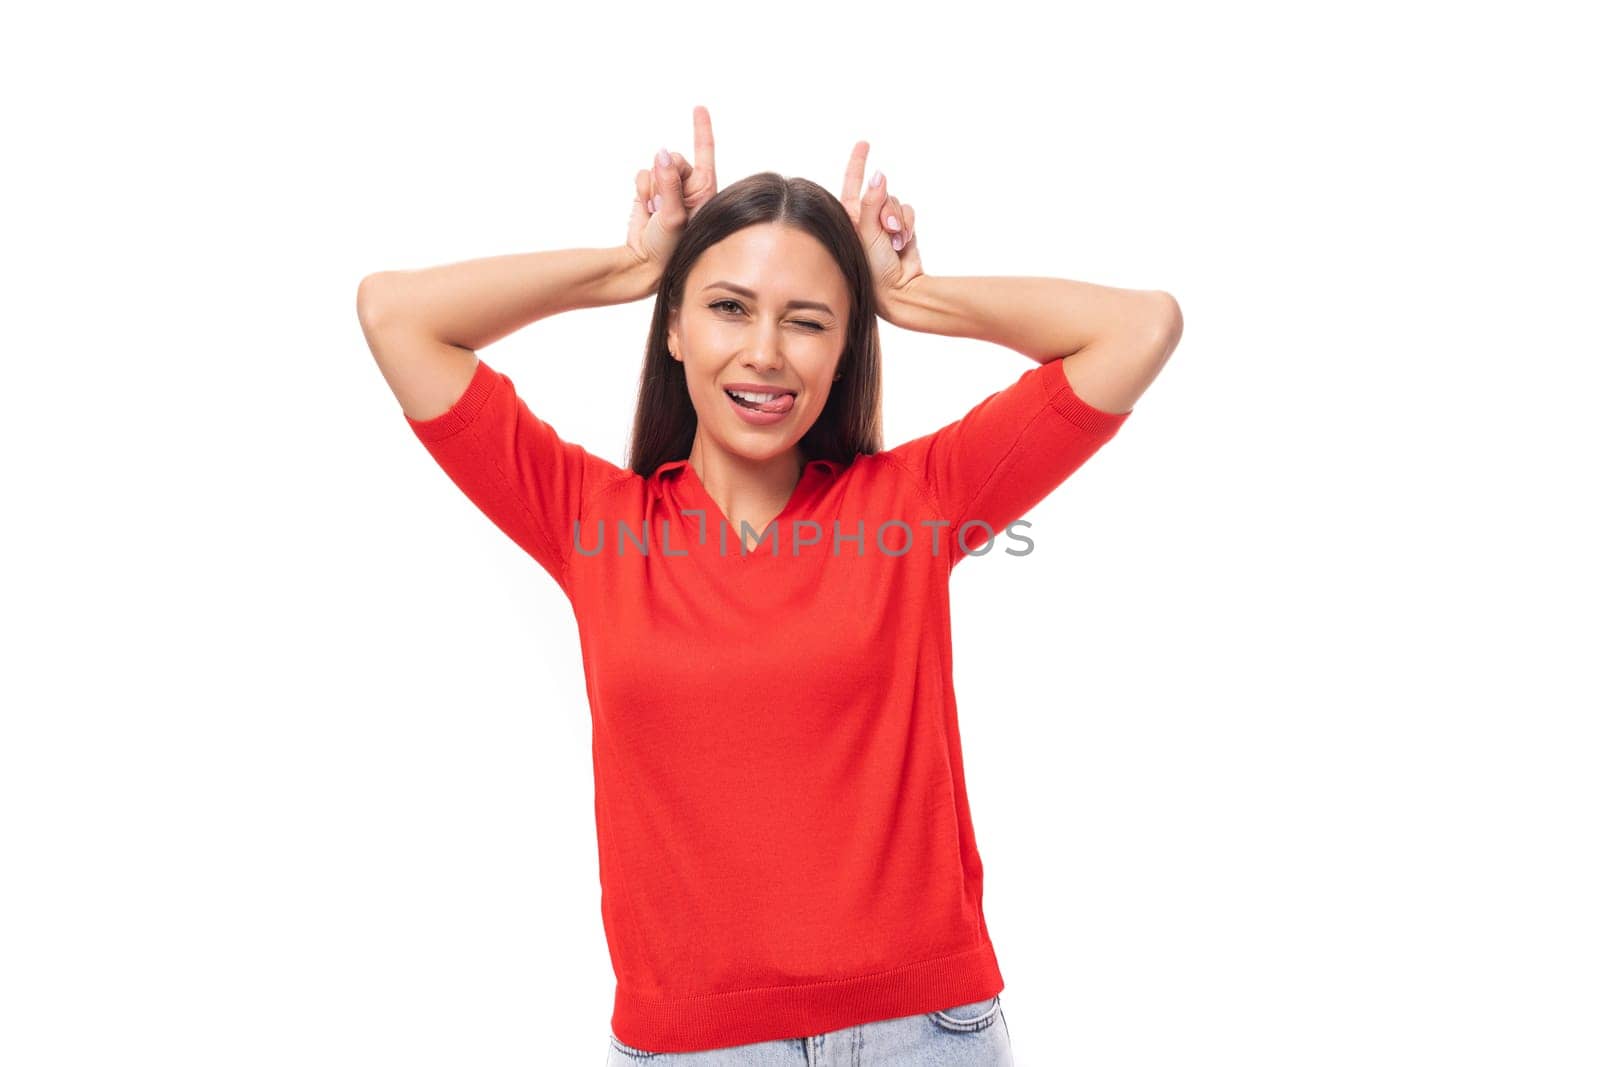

{"left": 702, "top": 281, "right": 837, "bottom": 317}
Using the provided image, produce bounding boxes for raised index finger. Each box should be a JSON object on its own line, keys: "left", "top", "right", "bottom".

{"left": 840, "top": 140, "right": 869, "bottom": 206}
{"left": 692, "top": 105, "right": 716, "bottom": 179}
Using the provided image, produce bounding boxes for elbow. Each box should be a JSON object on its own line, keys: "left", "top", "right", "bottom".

{"left": 1148, "top": 291, "right": 1182, "bottom": 341}
{"left": 1140, "top": 291, "right": 1183, "bottom": 358}
{"left": 356, "top": 272, "right": 399, "bottom": 328}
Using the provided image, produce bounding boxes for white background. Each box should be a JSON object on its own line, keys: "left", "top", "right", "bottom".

{"left": 4, "top": 1, "right": 1596, "bottom": 1065}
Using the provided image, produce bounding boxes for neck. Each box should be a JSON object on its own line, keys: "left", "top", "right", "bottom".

{"left": 688, "top": 438, "right": 805, "bottom": 518}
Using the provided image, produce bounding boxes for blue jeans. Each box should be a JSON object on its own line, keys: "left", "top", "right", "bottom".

{"left": 606, "top": 994, "right": 1013, "bottom": 1065}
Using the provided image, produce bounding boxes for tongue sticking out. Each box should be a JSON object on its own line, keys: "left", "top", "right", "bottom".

{"left": 733, "top": 392, "right": 796, "bottom": 414}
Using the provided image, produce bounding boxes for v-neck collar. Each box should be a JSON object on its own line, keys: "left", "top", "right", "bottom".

{"left": 654, "top": 456, "right": 844, "bottom": 561}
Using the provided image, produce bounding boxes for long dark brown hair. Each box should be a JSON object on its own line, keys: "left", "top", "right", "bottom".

{"left": 624, "top": 172, "right": 885, "bottom": 477}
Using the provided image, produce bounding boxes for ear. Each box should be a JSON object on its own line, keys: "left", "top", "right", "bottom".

{"left": 666, "top": 308, "right": 681, "bottom": 362}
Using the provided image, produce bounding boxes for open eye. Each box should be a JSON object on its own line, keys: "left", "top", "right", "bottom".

{"left": 710, "top": 299, "right": 825, "bottom": 332}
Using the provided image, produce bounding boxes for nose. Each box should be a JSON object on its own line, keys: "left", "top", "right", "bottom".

{"left": 739, "top": 319, "right": 788, "bottom": 373}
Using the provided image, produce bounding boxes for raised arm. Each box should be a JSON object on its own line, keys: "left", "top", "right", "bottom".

{"left": 351, "top": 121, "right": 708, "bottom": 595}
{"left": 879, "top": 273, "right": 1181, "bottom": 415}
{"left": 875, "top": 273, "right": 1178, "bottom": 568}
{"left": 355, "top": 245, "right": 657, "bottom": 422}
{"left": 355, "top": 244, "right": 661, "bottom": 597}
{"left": 835, "top": 145, "right": 1180, "bottom": 412}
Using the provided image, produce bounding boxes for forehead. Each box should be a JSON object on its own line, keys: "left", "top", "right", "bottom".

{"left": 690, "top": 224, "right": 848, "bottom": 307}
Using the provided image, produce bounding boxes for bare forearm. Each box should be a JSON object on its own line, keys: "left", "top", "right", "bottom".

{"left": 881, "top": 274, "right": 1170, "bottom": 363}
{"left": 359, "top": 245, "right": 657, "bottom": 351}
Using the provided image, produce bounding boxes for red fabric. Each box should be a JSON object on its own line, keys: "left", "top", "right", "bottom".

{"left": 406, "top": 355, "right": 1131, "bottom": 1052}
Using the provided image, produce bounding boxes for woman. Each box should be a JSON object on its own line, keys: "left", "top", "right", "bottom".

{"left": 356, "top": 106, "right": 1179, "bottom": 1065}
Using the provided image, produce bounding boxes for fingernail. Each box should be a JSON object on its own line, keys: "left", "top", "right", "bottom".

{"left": 886, "top": 215, "right": 900, "bottom": 232}
{"left": 870, "top": 169, "right": 883, "bottom": 188}
{"left": 657, "top": 147, "right": 671, "bottom": 167}
{"left": 892, "top": 234, "right": 904, "bottom": 251}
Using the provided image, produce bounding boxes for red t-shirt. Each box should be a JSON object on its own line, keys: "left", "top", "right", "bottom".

{"left": 406, "top": 355, "right": 1131, "bottom": 1052}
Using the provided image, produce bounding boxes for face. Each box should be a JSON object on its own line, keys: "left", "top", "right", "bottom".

{"left": 667, "top": 223, "right": 851, "bottom": 466}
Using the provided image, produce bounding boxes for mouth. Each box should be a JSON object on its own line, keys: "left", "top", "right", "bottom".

{"left": 723, "top": 385, "right": 797, "bottom": 424}
{"left": 723, "top": 386, "right": 798, "bottom": 415}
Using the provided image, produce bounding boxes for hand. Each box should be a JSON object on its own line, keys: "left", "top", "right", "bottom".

{"left": 839, "top": 140, "right": 924, "bottom": 312}
{"left": 624, "top": 106, "right": 719, "bottom": 278}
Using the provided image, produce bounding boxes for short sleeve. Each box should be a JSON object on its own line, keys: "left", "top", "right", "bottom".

{"left": 882, "top": 358, "right": 1131, "bottom": 569}
{"left": 405, "top": 357, "right": 627, "bottom": 596}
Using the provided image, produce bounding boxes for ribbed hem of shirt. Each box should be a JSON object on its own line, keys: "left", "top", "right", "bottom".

{"left": 609, "top": 939, "right": 1004, "bottom": 1053}
{"left": 1046, "top": 357, "right": 1133, "bottom": 437}
{"left": 405, "top": 358, "right": 499, "bottom": 443}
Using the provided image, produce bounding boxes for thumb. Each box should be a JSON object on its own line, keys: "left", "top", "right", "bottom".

{"left": 653, "top": 147, "right": 685, "bottom": 219}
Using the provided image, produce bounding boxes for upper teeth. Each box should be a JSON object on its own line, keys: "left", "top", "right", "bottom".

{"left": 729, "top": 390, "right": 785, "bottom": 403}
